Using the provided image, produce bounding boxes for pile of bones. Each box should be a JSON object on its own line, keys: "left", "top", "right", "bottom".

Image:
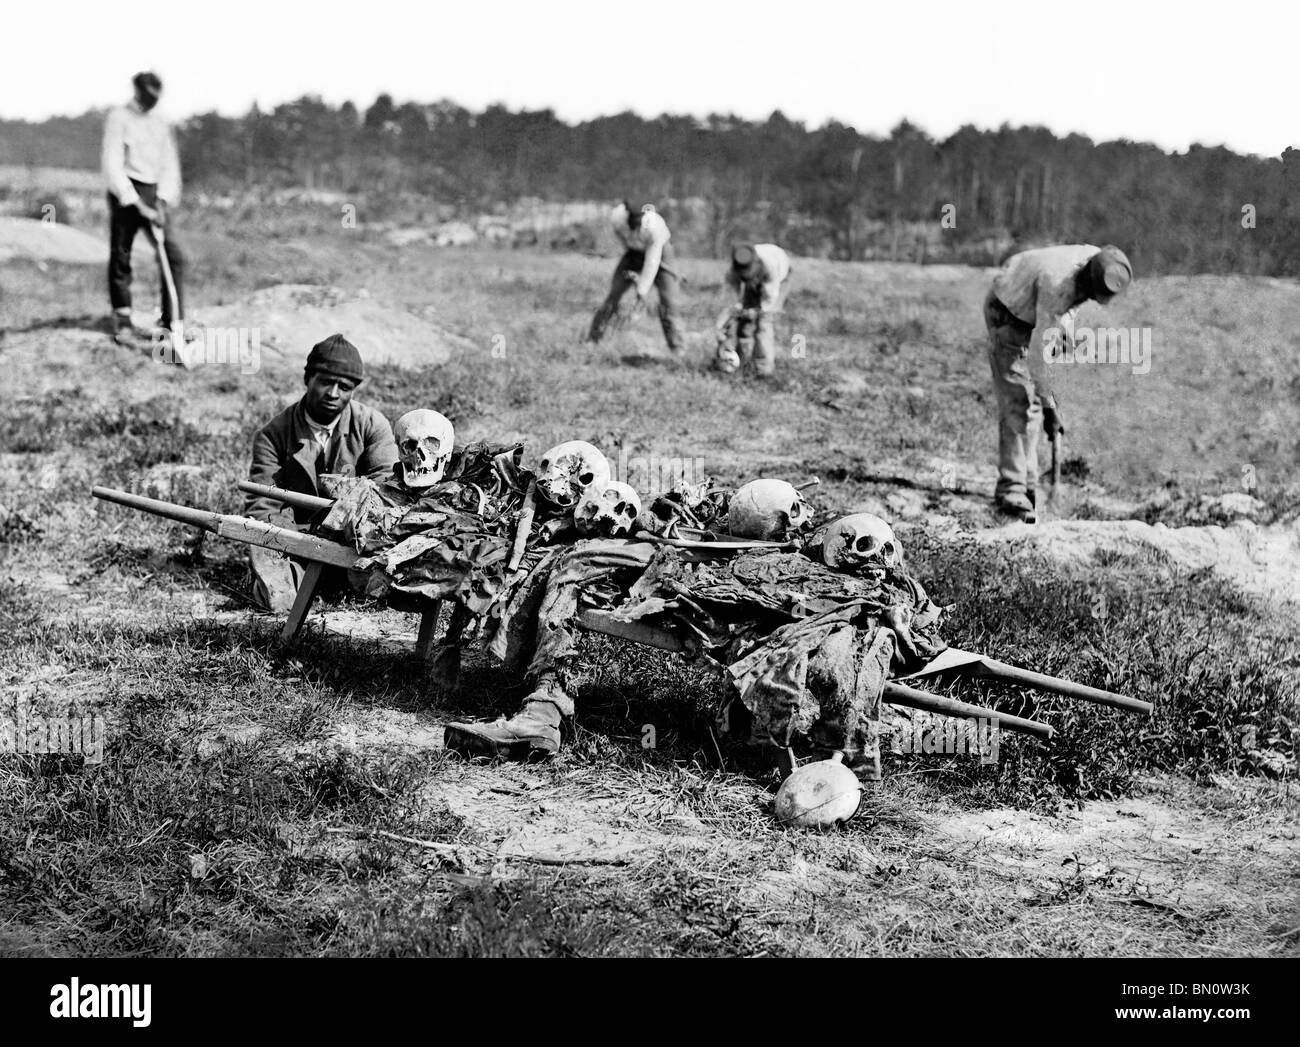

{"left": 315, "top": 409, "right": 949, "bottom": 779}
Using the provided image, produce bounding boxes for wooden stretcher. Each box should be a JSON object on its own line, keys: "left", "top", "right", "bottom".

{"left": 91, "top": 483, "right": 1153, "bottom": 754}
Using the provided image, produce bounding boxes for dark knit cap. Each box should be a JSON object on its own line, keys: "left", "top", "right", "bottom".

{"left": 305, "top": 334, "right": 364, "bottom": 383}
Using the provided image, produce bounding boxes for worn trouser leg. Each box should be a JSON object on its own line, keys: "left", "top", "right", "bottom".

{"left": 248, "top": 552, "right": 353, "bottom": 614}
{"left": 521, "top": 620, "right": 578, "bottom": 717}
{"left": 740, "top": 277, "right": 787, "bottom": 377}
{"left": 248, "top": 546, "right": 304, "bottom": 613}
{"left": 654, "top": 245, "right": 686, "bottom": 352}
{"left": 983, "top": 290, "right": 1040, "bottom": 501}
{"left": 587, "top": 251, "right": 638, "bottom": 342}
{"left": 107, "top": 192, "right": 141, "bottom": 315}
{"left": 734, "top": 311, "right": 755, "bottom": 363}
{"left": 806, "top": 625, "right": 893, "bottom": 779}
{"left": 108, "top": 180, "right": 185, "bottom": 326}
{"left": 427, "top": 602, "right": 471, "bottom": 688}
{"left": 751, "top": 313, "right": 777, "bottom": 376}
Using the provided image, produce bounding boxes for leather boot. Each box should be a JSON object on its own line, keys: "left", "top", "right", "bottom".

{"left": 995, "top": 491, "right": 1036, "bottom": 523}
{"left": 444, "top": 699, "right": 563, "bottom": 760}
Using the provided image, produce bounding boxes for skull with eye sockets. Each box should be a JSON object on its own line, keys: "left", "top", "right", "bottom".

{"left": 575, "top": 480, "right": 642, "bottom": 537}
{"left": 535, "top": 440, "right": 611, "bottom": 510}
{"left": 393, "top": 410, "right": 455, "bottom": 488}
{"left": 818, "top": 513, "right": 902, "bottom": 573}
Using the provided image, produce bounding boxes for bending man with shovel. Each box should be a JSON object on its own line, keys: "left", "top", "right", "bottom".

{"left": 586, "top": 201, "right": 686, "bottom": 354}
{"left": 982, "top": 244, "right": 1132, "bottom": 523}
{"left": 715, "top": 242, "right": 792, "bottom": 378}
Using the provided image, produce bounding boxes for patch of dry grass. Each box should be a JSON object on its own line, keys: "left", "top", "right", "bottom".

{"left": 2, "top": 227, "right": 1297, "bottom": 956}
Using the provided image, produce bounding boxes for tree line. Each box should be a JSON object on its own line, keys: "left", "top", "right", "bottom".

{"left": 2, "top": 97, "right": 1296, "bottom": 273}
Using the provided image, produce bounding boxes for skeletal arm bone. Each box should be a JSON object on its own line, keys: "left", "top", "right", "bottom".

{"left": 507, "top": 480, "right": 538, "bottom": 573}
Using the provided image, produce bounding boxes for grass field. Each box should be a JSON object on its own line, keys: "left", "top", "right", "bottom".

{"left": 1, "top": 224, "right": 1297, "bottom": 956}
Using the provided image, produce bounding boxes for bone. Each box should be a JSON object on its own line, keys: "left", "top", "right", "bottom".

{"left": 539, "top": 517, "right": 569, "bottom": 542}
{"left": 575, "top": 480, "right": 642, "bottom": 537}
{"left": 507, "top": 480, "right": 538, "bottom": 572}
{"left": 634, "top": 531, "right": 799, "bottom": 552}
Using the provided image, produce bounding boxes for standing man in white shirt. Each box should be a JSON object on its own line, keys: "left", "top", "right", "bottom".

{"left": 101, "top": 71, "right": 185, "bottom": 340}
{"left": 586, "top": 201, "right": 686, "bottom": 353}
{"left": 983, "top": 243, "right": 1133, "bottom": 522}
{"left": 716, "top": 242, "right": 792, "bottom": 378}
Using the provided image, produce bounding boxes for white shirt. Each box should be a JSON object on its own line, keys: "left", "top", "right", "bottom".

{"left": 610, "top": 204, "right": 671, "bottom": 297}
{"left": 727, "top": 243, "right": 792, "bottom": 311}
{"left": 306, "top": 415, "right": 340, "bottom": 454}
{"left": 102, "top": 100, "right": 182, "bottom": 207}
{"left": 991, "top": 244, "right": 1098, "bottom": 401}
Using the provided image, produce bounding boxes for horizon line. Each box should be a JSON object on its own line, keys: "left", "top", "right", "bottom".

{"left": 0, "top": 96, "right": 1284, "bottom": 164}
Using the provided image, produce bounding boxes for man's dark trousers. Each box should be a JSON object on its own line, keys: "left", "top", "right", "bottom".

{"left": 588, "top": 245, "right": 686, "bottom": 351}
{"left": 108, "top": 179, "right": 184, "bottom": 327}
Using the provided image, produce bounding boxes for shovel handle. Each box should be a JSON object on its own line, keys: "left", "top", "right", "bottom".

{"left": 970, "top": 658, "right": 1152, "bottom": 715}
{"left": 237, "top": 481, "right": 333, "bottom": 513}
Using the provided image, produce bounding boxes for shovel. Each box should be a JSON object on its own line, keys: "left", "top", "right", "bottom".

{"left": 1048, "top": 429, "right": 1062, "bottom": 508}
{"left": 149, "top": 220, "right": 195, "bottom": 368}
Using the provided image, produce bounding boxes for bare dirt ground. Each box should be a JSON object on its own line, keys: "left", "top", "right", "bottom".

{"left": 1, "top": 237, "right": 1297, "bottom": 956}
{"left": 195, "top": 284, "right": 474, "bottom": 370}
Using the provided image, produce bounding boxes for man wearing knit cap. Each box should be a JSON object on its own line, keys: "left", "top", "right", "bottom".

{"left": 102, "top": 71, "right": 185, "bottom": 340}
{"left": 983, "top": 244, "right": 1133, "bottom": 522}
{"left": 244, "top": 335, "right": 398, "bottom": 611}
{"left": 717, "top": 242, "right": 792, "bottom": 377}
{"left": 586, "top": 201, "right": 686, "bottom": 353}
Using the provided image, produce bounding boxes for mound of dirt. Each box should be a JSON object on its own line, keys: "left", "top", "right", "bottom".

{"left": 0, "top": 217, "right": 108, "bottom": 265}
{"left": 196, "top": 284, "right": 476, "bottom": 370}
{"left": 975, "top": 517, "right": 1300, "bottom": 606}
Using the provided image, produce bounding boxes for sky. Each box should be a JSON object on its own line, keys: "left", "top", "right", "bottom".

{"left": 0, "top": 0, "right": 1290, "bottom": 158}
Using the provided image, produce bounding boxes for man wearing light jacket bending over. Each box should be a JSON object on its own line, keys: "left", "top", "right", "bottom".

{"left": 716, "top": 242, "right": 792, "bottom": 378}
{"left": 587, "top": 201, "right": 686, "bottom": 353}
{"left": 101, "top": 71, "right": 185, "bottom": 341}
{"left": 983, "top": 243, "right": 1132, "bottom": 523}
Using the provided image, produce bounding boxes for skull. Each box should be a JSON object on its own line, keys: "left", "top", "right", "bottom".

{"left": 575, "top": 480, "right": 642, "bottom": 537}
{"left": 726, "top": 479, "right": 811, "bottom": 541}
{"left": 820, "top": 513, "right": 902, "bottom": 572}
{"left": 393, "top": 410, "right": 455, "bottom": 488}
{"left": 535, "top": 440, "right": 610, "bottom": 509}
